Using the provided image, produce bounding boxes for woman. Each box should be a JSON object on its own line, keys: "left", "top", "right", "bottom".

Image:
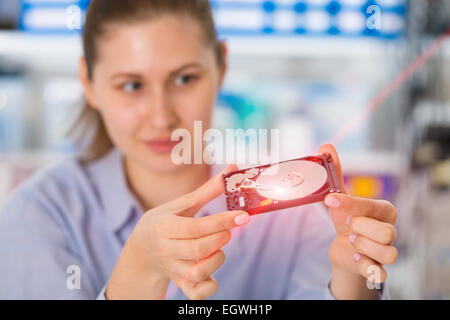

{"left": 0, "top": 0, "right": 398, "bottom": 300}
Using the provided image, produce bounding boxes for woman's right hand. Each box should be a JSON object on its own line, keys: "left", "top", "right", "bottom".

{"left": 105, "top": 164, "right": 250, "bottom": 300}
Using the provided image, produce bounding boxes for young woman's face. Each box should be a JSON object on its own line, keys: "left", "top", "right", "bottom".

{"left": 81, "top": 15, "right": 226, "bottom": 173}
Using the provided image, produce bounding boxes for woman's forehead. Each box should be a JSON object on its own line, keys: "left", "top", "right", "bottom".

{"left": 95, "top": 16, "right": 213, "bottom": 74}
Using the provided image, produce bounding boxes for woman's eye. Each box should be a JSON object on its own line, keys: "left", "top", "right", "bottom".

{"left": 174, "top": 74, "right": 197, "bottom": 86}
{"left": 121, "top": 81, "right": 142, "bottom": 92}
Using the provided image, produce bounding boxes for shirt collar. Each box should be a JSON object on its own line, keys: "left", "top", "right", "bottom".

{"left": 87, "top": 147, "right": 229, "bottom": 232}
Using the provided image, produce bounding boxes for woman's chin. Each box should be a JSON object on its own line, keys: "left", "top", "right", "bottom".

{"left": 141, "top": 150, "right": 188, "bottom": 174}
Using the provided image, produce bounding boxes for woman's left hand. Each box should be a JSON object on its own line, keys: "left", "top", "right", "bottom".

{"left": 319, "top": 144, "right": 398, "bottom": 297}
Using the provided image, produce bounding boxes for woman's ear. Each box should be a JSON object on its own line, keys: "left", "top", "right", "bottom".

{"left": 218, "top": 41, "right": 228, "bottom": 88}
{"left": 79, "top": 57, "right": 99, "bottom": 110}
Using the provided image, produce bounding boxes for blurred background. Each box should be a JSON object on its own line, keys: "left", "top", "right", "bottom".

{"left": 1, "top": 0, "right": 450, "bottom": 299}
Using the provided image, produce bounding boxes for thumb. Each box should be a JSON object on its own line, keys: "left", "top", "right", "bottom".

{"left": 318, "top": 144, "right": 347, "bottom": 194}
{"left": 318, "top": 144, "right": 349, "bottom": 234}
{"left": 172, "top": 163, "right": 238, "bottom": 217}
{"left": 190, "top": 163, "right": 238, "bottom": 206}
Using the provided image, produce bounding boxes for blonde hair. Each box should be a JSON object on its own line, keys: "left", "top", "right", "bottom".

{"left": 70, "top": 0, "right": 224, "bottom": 161}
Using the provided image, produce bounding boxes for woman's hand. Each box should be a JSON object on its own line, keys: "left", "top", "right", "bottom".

{"left": 105, "top": 164, "right": 250, "bottom": 300}
{"left": 319, "top": 144, "right": 398, "bottom": 299}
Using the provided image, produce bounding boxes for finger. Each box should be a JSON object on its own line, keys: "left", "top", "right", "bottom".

{"left": 354, "top": 253, "right": 387, "bottom": 285}
{"left": 162, "top": 210, "right": 250, "bottom": 239}
{"left": 318, "top": 144, "right": 347, "bottom": 194}
{"left": 350, "top": 234, "right": 398, "bottom": 265}
{"left": 166, "top": 230, "right": 231, "bottom": 260}
{"left": 173, "top": 276, "right": 218, "bottom": 300}
{"left": 325, "top": 193, "right": 397, "bottom": 225}
{"left": 154, "top": 164, "right": 238, "bottom": 217}
{"left": 330, "top": 236, "right": 387, "bottom": 284}
{"left": 329, "top": 235, "right": 359, "bottom": 273}
{"left": 348, "top": 216, "right": 397, "bottom": 245}
{"left": 182, "top": 250, "right": 226, "bottom": 283}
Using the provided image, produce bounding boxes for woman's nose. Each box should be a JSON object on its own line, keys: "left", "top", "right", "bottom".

{"left": 144, "top": 88, "right": 179, "bottom": 130}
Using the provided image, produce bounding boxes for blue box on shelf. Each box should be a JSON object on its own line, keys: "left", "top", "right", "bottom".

{"left": 211, "top": 0, "right": 408, "bottom": 39}
{"left": 19, "top": 0, "right": 407, "bottom": 38}
{"left": 19, "top": 0, "right": 89, "bottom": 34}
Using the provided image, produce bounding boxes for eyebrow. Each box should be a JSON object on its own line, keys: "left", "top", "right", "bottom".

{"left": 110, "top": 63, "right": 204, "bottom": 81}
{"left": 170, "top": 62, "right": 204, "bottom": 76}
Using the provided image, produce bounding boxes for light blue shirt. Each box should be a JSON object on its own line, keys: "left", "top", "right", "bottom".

{"left": 0, "top": 148, "right": 387, "bottom": 299}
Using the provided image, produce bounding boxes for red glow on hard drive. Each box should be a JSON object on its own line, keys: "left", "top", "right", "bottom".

{"left": 222, "top": 154, "right": 341, "bottom": 215}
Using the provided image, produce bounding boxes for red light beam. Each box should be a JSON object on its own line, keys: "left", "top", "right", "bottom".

{"left": 327, "top": 29, "right": 450, "bottom": 146}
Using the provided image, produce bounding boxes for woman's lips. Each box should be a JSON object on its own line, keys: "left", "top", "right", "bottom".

{"left": 145, "top": 137, "right": 182, "bottom": 154}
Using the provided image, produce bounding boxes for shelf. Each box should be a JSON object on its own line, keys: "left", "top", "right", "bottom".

{"left": 225, "top": 36, "right": 406, "bottom": 58}
{"left": 339, "top": 151, "right": 409, "bottom": 175}
{"left": 0, "top": 31, "right": 407, "bottom": 73}
{"left": 0, "top": 31, "right": 82, "bottom": 73}
{"left": 0, "top": 31, "right": 82, "bottom": 58}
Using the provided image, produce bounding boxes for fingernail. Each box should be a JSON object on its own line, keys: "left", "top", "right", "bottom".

{"left": 234, "top": 213, "right": 250, "bottom": 225}
{"left": 353, "top": 253, "right": 362, "bottom": 262}
{"left": 324, "top": 195, "right": 340, "bottom": 208}
{"left": 346, "top": 215, "right": 352, "bottom": 225}
{"left": 349, "top": 233, "right": 357, "bottom": 244}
